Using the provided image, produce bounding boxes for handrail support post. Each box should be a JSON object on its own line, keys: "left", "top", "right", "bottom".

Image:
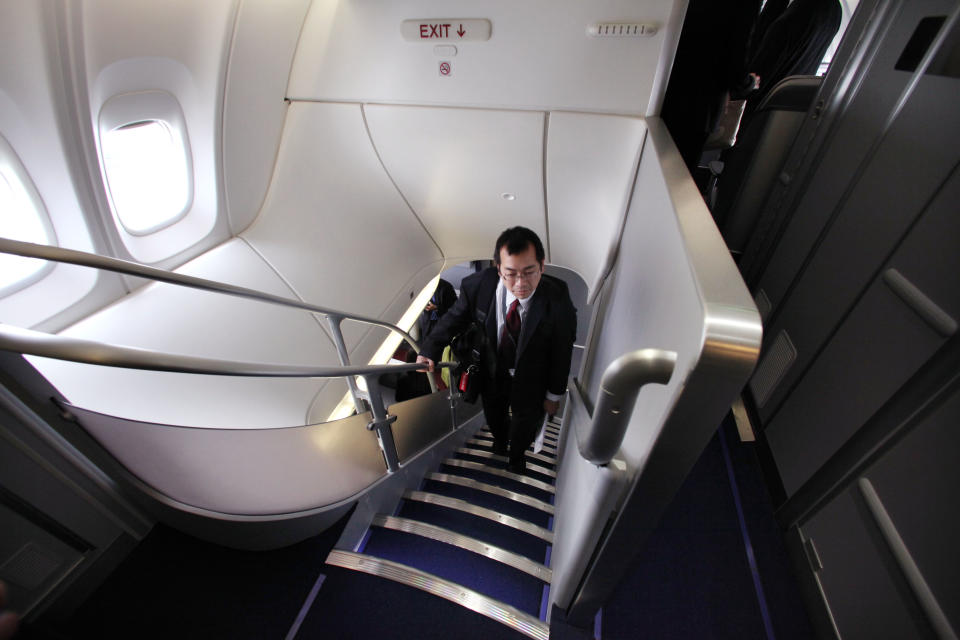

{"left": 326, "top": 314, "right": 366, "bottom": 414}
{"left": 362, "top": 374, "right": 400, "bottom": 472}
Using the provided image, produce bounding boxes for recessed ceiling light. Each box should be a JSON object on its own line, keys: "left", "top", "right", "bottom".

{"left": 501, "top": 192, "right": 516, "bottom": 201}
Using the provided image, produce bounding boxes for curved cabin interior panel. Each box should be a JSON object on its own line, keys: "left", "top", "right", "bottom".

{"left": 1, "top": 0, "right": 957, "bottom": 638}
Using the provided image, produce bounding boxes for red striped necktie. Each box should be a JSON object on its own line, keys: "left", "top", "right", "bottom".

{"left": 498, "top": 299, "right": 521, "bottom": 369}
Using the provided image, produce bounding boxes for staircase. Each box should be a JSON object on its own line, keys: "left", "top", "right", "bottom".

{"left": 324, "top": 419, "right": 562, "bottom": 640}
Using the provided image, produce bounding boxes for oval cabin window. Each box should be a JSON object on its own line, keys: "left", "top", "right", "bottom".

{"left": 0, "top": 164, "right": 55, "bottom": 296}
{"left": 101, "top": 119, "right": 191, "bottom": 235}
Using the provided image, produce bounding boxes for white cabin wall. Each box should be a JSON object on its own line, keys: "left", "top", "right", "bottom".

{"left": 363, "top": 105, "right": 545, "bottom": 265}
{"left": 78, "top": 0, "right": 237, "bottom": 265}
{"left": 240, "top": 101, "right": 445, "bottom": 356}
{"left": 288, "top": 0, "right": 680, "bottom": 116}
{"left": 0, "top": 2, "right": 123, "bottom": 331}
{"left": 222, "top": 0, "right": 313, "bottom": 235}
{"left": 546, "top": 113, "right": 647, "bottom": 298}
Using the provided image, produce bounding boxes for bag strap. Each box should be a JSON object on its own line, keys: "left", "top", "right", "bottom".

{"left": 473, "top": 268, "right": 499, "bottom": 325}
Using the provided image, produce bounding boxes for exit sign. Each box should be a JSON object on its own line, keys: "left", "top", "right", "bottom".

{"left": 401, "top": 19, "right": 492, "bottom": 42}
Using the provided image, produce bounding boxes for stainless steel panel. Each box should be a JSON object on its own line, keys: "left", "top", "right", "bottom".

{"left": 390, "top": 392, "right": 457, "bottom": 463}
{"left": 426, "top": 473, "right": 555, "bottom": 515}
{"left": 454, "top": 398, "right": 484, "bottom": 426}
{"left": 558, "top": 117, "right": 762, "bottom": 623}
{"left": 65, "top": 405, "right": 386, "bottom": 516}
{"left": 371, "top": 515, "right": 552, "bottom": 582}
{"left": 441, "top": 459, "right": 555, "bottom": 494}
{"left": 403, "top": 491, "right": 553, "bottom": 542}
{"left": 326, "top": 550, "right": 549, "bottom": 640}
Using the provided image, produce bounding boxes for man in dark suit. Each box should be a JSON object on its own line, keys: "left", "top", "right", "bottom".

{"left": 417, "top": 227, "right": 577, "bottom": 472}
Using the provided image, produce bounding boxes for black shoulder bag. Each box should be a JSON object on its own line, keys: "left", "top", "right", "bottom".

{"left": 449, "top": 273, "right": 497, "bottom": 403}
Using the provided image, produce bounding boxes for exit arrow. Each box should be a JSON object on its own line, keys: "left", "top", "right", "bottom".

{"left": 457, "top": 24, "right": 466, "bottom": 37}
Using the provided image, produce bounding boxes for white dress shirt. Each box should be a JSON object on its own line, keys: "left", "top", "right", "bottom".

{"left": 495, "top": 280, "right": 563, "bottom": 402}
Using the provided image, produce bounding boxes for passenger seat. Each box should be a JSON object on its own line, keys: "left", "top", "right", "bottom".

{"left": 709, "top": 75, "right": 822, "bottom": 258}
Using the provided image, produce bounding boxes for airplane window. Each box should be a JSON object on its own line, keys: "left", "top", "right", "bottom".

{"left": 101, "top": 119, "right": 191, "bottom": 235}
{"left": 0, "top": 168, "right": 55, "bottom": 295}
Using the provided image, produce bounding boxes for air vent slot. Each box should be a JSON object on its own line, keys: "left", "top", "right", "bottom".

{"left": 588, "top": 23, "right": 658, "bottom": 38}
{"left": 749, "top": 330, "right": 797, "bottom": 407}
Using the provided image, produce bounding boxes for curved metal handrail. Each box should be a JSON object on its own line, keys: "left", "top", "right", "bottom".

{"left": 0, "top": 238, "right": 421, "bottom": 351}
{"left": 0, "top": 322, "right": 459, "bottom": 475}
{"left": 576, "top": 348, "right": 677, "bottom": 465}
{"left": 0, "top": 323, "right": 441, "bottom": 379}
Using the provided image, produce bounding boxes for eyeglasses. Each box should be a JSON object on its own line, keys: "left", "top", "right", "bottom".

{"left": 499, "top": 267, "right": 541, "bottom": 282}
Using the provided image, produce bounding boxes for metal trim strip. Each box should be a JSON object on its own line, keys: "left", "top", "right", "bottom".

{"left": 456, "top": 448, "right": 557, "bottom": 478}
{"left": 426, "top": 472, "right": 555, "bottom": 515}
{"left": 404, "top": 490, "right": 554, "bottom": 542}
{"left": 441, "top": 459, "right": 556, "bottom": 494}
{"left": 326, "top": 550, "right": 549, "bottom": 640}
{"left": 371, "top": 515, "right": 552, "bottom": 582}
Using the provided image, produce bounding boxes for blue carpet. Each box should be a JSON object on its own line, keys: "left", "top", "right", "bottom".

{"left": 719, "top": 420, "right": 816, "bottom": 640}
{"left": 600, "top": 417, "right": 814, "bottom": 639}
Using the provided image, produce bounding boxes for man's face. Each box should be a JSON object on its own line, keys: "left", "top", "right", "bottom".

{"left": 498, "top": 243, "right": 543, "bottom": 300}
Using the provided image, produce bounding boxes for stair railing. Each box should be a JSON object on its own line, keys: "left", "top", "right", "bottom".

{"left": 0, "top": 238, "right": 454, "bottom": 472}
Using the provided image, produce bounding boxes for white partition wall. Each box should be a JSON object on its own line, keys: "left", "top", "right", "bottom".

{"left": 549, "top": 119, "right": 762, "bottom": 621}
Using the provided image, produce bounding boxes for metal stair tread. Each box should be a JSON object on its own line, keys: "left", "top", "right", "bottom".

{"left": 403, "top": 490, "right": 554, "bottom": 542}
{"left": 471, "top": 433, "right": 558, "bottom": 456}
{"left": 465, "top": 439, "right": 557, "bottom": 464}
{"left": 441, "top": 458, "right": 556, "bottom": 494}
{"left": 425, "top": 472, "right": 554, "bottom": 515}
{"left": 326, "top": 550, "right": 549, "bottom": 640}
{"left": 370, "top": 514, "right": 552, "bottom": 583}
{"left": 455, "top": 448, "right": 557, "bottom": 478}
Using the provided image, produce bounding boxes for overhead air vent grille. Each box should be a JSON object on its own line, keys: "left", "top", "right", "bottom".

{"left": 588, "top": 23, "right": 658, "bottom": 37}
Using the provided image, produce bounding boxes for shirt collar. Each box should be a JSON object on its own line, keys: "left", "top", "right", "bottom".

{"left": 498, "top": 279, "right": 536, "bottom": 312}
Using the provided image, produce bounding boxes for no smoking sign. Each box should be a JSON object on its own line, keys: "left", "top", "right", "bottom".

{"left": 439, "top": 61, "right": 452, "bottom": 77}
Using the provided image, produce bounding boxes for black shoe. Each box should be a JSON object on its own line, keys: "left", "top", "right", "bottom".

{"left": 492, "top": 441, "right": 508, "bottom": 456}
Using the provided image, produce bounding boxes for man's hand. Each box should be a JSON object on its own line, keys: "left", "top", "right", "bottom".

{"left": 543, "top": 398, "right": 559, "bottom": 417}
{"left": 416, "top": 355, "right": 435, "bottom": 373}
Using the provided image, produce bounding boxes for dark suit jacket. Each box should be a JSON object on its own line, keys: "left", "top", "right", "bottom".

{"left": 421, "top": 268, "right": 577, "bottom": 413}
